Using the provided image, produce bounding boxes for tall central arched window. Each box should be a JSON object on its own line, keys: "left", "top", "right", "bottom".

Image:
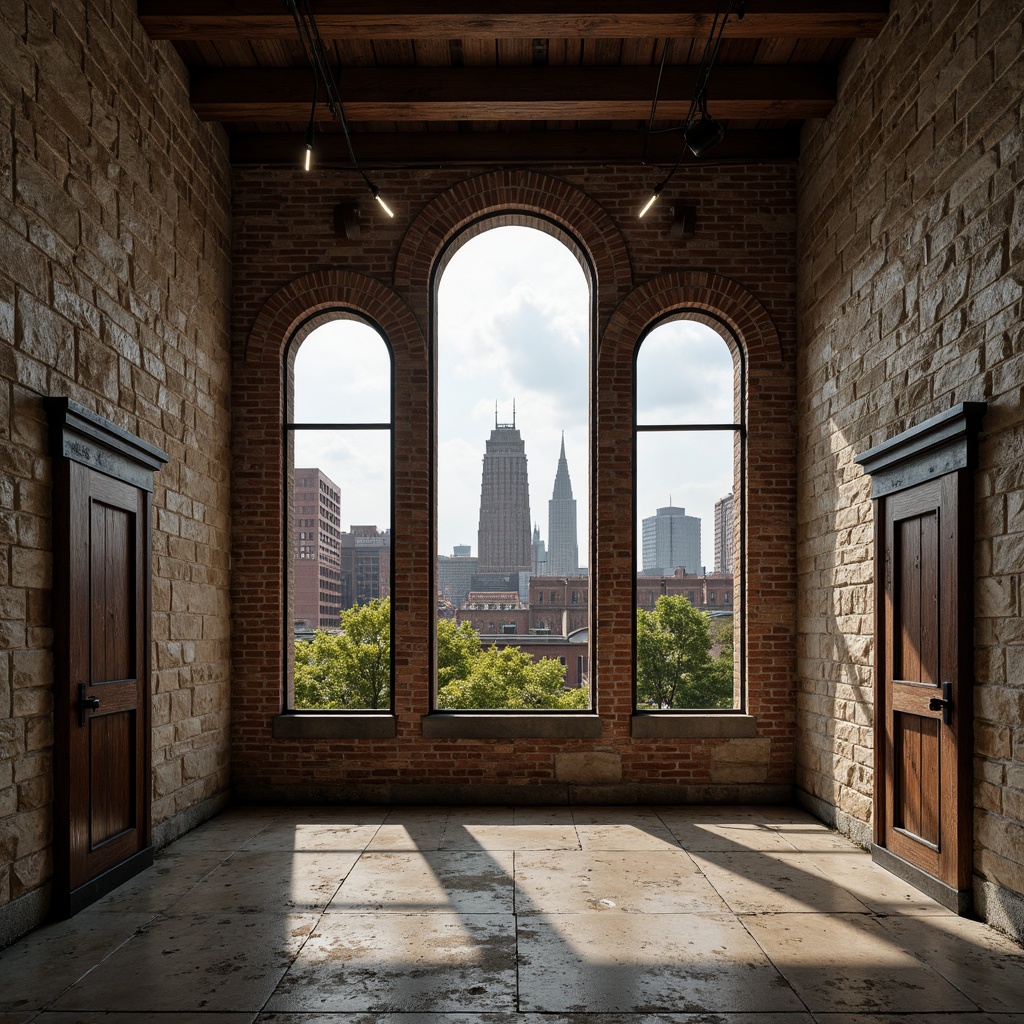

{"left": 434, "top": 223, "right": 592, "bottom": 710}
{"left": 285, "top": 314, "right": 393, "bottom": 711}
{"left": 634, "top": 316, "right": 744, "bottom": 712}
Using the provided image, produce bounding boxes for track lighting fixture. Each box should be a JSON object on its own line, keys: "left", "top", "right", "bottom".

{"left": 638, "top": 0, "right": 744, "bottom": 218}
{"left": 287, "top": 0, "right": 392, "bottom": 216}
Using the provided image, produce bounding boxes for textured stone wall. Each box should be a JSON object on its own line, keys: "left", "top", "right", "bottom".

{"left": 0, "top": 0, "right": 232, "bottom": 915}
{"left": 797, "top": 0, "right": 1024, "bottom": 906}
{"left": 231, "top": 164, "right": 799, "bottom": 800}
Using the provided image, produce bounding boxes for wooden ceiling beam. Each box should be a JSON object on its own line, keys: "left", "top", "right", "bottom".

{"left": 191, "top": 66, "right": 835, "bottom": 121}
{"left": 139, "top": 1, "right": 889, "bottom": 40}
{"left": 229, "top": 128, "right": 800, "bottom": 166}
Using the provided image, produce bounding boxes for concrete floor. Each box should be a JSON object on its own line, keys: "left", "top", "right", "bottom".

{"left": 1, "top": 805, "right": 1023, "bottom": 1022}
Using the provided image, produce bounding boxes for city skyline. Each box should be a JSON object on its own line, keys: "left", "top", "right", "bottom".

{"left": 294, "top": 226, "right": 736, "bottom": 573}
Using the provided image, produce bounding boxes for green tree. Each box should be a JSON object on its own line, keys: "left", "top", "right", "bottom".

{"left": 436, "top": 618, "right": 482, "bottom": 688}
{"left": 636, "top": 595, "right": 732, "bottom": 710}
{"left": 294, "top": 598, "right": 391, "bottom": 709}
{"left": 437, "top": 644, "right": 588, "bottom": 710}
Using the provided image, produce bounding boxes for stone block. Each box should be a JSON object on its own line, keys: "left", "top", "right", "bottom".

{"left": 554, "top": 751, "right": 622, "bottom": 784}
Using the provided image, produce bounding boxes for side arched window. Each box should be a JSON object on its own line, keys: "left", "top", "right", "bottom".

{"left": 634, "top": 317, "right": 744, "bottom": 711}
{"left": 285, "top": 315, "right": 394, "bottom": 711}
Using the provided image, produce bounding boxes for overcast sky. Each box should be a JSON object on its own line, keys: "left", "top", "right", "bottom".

{"left": 293, "top": 225, "right": 737, "bottom": 573}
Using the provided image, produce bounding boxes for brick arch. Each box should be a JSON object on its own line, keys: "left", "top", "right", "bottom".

{"left": 601, "top": 271, "right": 782, "bottom": 365}
{"left": 244, "top": 270, "right": 425, "bottom": 367}
{"left": 593, "top": 271, "right": 791, "bottom": 727}
{"left": 235, "top": 270, "right": 430, "bottom": 724}
{"left": 392, "top": 170, "right": 633, "bottom": 320}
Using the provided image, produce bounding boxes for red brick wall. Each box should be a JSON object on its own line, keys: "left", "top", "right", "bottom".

{"left": 0, "top": 0, "right": 232, "bottom": 914}
{"left": 797, "top": 0, "right": 1024, "bottom": 924}
{"left": 231, "top": 165, "right": 798, "bottom": 800}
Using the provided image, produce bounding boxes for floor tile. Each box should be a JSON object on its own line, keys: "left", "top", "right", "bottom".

{"left": 35, "top": 1014, "right": 257, "bottom": 1022}
{"left": 768, "top": 822, "right": 870, "bottom": 853}
{"left": 256, "top": 1015, "right": 815, "bottom": 1024}
{"left": 517, "top": 912, "right": 804, "bottom": 1013}
{"left": 0, "top": 911, "right": 154, "bottom": 1011}
{"left": 742, "top": 912, "right": 980, "bottom": 1013}
{"left": 812, "top": 1015, "right": 1011, "bottom": 1023}
{"left": 89, "top": 849, "right": 228, "bottom": 913}
{"left": 364, "top": 823, "right": 447, "bottom": 852}
{"left": 163, "top": 809, "right": 280, "bottom": 853}
{"left": 270, "top": 806, "right": 391, "bottom": 826}
{"left": 575, "top": 824, "right": 682, "bottom": 851}
{"left": 327, "top": 850, "right": 515, "bottom": 914}
{"left": 802, "top": 850, "right": 954, "bottom": 916}
{"left": 172, "top": 850, "right": 358, "bottom": 913}
{"left": 875, "top": 912, "right": 1024, "bottom": 1011}
{"left": 52, "top": 912, "right": 317, "bottom": 1013}
{"left": 515, "top": 849, "right": 727, "bottom": 915}
{"left": 570, "top": 806, "right": 665, "bottom": 826}
{"left": 659, "top": 816, "right": 798, "bottom": 852}
{"left": 438, "top": 824, "right": 580, "bottom": 851}
{"left": 239, "top": 823, "right": 380, "bottom": 853}
{"left": 265, "top": 913, "right": 517, "bottom": 1013}
{"left": 692, "top": 850, "right": 872, "bottom": 914}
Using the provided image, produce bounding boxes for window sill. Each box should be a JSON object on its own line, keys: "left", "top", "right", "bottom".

{"left": 631, "top": 713, "right": 756, "bottom": 739}
{"left": 273, "top": 713, "right": 397, "bottom": 739}
{"left": 421, "top": 713, "right": 602, "bottom": 740}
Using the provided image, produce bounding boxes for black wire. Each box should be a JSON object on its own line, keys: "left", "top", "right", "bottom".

{"left": 287, "top": 0, "right": 377, "bottom": 193}
{"left": 640, "top": 38, "right": 671, "bottom": 164}
{"left": 647, "top": 0, "right": 738, "bottom": 196}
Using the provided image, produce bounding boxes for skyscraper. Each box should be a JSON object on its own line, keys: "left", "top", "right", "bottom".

{"left": 292, "top": 467, "right": 343, "bottom": 628}
{"left": 532, "top": 524, "right": 547, "bottom": 576}
{"left": 546, "top": 433, "right": 579, "bottom": 575}
{"left": 714, "top": 492, "right": 735, "bottom": 574}
{"left": 476, "top": 407, "right": 532, "bottom": 576}
{"left": 641, "top": 505, "right": 701, "bottom": 575}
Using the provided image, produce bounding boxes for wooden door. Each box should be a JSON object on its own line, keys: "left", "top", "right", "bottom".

{"left": 880, "top": 472, "right": 971, "bottom": 894}
{"left": 49, "top": 397, "right": 167, "bottom": 916}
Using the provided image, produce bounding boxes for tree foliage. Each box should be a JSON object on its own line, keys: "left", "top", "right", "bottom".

{"left": 293, "top": 598, "right": 391, "bottom": 709}
{"left": 636, "top": 595, "right": 733, "bottom": 710}
{"left": 294, "top": 604, "right": 588, "bottom": 710}
{"left": 437, "top": 644, "right": 588, "bottom": 710}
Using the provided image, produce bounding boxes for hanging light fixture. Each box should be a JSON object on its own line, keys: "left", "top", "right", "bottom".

{"left": 638, "top": 0, "right": 744, "bottom": 218}
{"left": 287, "top": 0, "right": 393, "bottom": 217}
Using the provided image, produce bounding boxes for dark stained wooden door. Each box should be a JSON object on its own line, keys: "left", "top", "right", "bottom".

{"left": 62, "top": 461, "right": 151, "bottom": 901}
{"left": 881, "top": 473, "right": 971, "bottom": 892}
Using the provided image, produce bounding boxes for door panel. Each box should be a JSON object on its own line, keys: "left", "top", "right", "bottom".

{"left": 881, "top": 473, "right": 969, "bottom": 891}
{"left": 66, "top": 463, "right": 150, "bottom": 894}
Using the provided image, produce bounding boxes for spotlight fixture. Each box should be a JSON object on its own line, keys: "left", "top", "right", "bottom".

{"left": 685, "top": 114, "right": 725, "bottom": 158}
{"left": 638, "top": 0, "right": 743, "bottom": 217}
{"left": 287, "top": 0, "right": 392, "bottom": 216}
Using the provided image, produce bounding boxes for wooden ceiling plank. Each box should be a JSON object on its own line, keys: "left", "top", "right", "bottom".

{"left": 229, "top": 127, "right": 800, "bottom": 164}
{"left": 139, "top": 2, "right": 890, "bottom": 41}
{"left": 189, "top": 65, "right": 835, "bottom": 121}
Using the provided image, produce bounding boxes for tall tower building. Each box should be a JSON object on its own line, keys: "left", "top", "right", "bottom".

{"left": 292, "top": 467, "right": 343, "bottom": 628}
{"left": 714, "top": 492, "right": 735, "bottom": 574}
{"left": 546, "top": 434, "right": 579, "bottom": 575}
{"left": 532, "top": 524, "right": 547, "bottom": 576}
{"left": 476, "top": 406, "right": 533, "bottom": 575}
{"left": 641, "top": 505, "right": 701, "bottom": 575}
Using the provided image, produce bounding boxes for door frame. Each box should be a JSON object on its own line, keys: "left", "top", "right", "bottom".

{"left": 47, "top": 398, "right": 168, "bottom": 917}
{"left": 855, "top": 401, "right": 985, "bottom": 914}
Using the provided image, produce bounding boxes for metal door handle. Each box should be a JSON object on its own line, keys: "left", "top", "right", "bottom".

{"left": 78, "top": 682, "right": 101, "bottom": 726}
{"left": 928, "top": 681, "right": 953, "bottom": 725}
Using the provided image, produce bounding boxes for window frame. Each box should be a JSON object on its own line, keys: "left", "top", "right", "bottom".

{"left": 281, "top": 309, "right": 397, "bottom": 716}
{"left": 427, "top": 212, "right": 599, "bottom": 717}
{"left": 631, "top": 310, "right": 747, "bottom": 716}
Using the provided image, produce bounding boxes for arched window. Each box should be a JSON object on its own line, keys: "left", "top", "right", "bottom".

{"left": 435, "top": 224, "right": 591, "bottom": 710}
{"left": 634, "top": 316, "right": 743, "bottom": 711}
{"left": 285, "top": 315, "right": 393, "bottom": 711}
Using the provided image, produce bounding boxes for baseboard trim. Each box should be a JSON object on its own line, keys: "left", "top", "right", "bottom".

{"left": 974, "top": 876, "right": 1024, "bottom": 947}
{"left": 871, "top": 843, "right": 972, "bottom": 915}
{"left": 794, "top": 787, "right": 871, "bottom": 849}
{"left": 232, "top": 781, "right": 794, "bottom": 805}
{"left": 152, "top": 790, "right": 231, "bottom": 850}
{"left": 0, "top": 885, "right": 50, "bottom": 952}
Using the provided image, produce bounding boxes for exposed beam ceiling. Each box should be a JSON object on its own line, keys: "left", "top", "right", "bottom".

{"left": 230, "top": 128, "right": 800, "bottom": 166}
{"left": 140, "top": 1, "right": 889, "bottom": 41}
{"left": 192, "top": 66, "right": 835, "bottom": 123}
